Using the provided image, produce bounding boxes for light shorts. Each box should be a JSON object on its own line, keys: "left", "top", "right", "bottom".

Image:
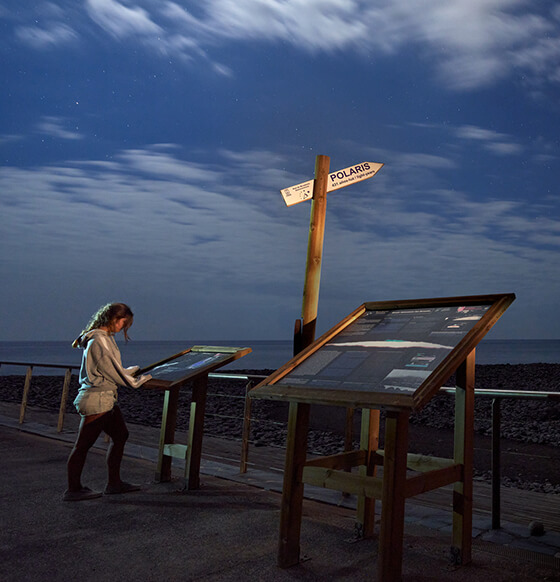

{"left": 73, "top": 389, "right": 117, "bottom": 417}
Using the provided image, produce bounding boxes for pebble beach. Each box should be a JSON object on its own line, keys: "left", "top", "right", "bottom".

{"left": 1, "top": 363, "right": 558, "bottom": 493}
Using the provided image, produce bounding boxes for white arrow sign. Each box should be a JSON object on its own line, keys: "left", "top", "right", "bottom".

{"left": 280, "top": 161, "right": 384, "bottom": 206}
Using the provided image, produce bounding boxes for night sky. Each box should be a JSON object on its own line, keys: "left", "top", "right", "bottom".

{"left": 1, "top": 1, "right": 559, "bottom": 341}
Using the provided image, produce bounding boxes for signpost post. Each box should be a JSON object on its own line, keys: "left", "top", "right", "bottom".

{"left": 283, "top": 156, "right": 383, "bottom": 354}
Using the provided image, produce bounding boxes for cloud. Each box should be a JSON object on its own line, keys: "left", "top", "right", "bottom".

{"left": 6, "top": 1, "right": 560, "bottom": 90}
{"left": 85, "top": 0, "right": 162, "bottom": 38}
{"left": 36, "top": 116, "right": 83, "bottom": 140}
{"left": 455, "top": 124, "right": 523, "bottom": 156}
{"left": 15, "top": 22, "right": 77, "bottom": 48}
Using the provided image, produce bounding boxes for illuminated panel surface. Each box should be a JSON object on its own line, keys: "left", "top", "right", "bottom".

{"left": 277, "top": 304, "right": 490, "bottom": 396}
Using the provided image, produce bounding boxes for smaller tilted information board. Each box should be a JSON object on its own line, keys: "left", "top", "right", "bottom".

{"left": 139, "top": 345, "right": 251, "bottom": 488}
{"left": 137, "top": 345, "right": 252, "bottom": 387}
{"left": 251, "top": 294, "right": 514, "bottom": 410}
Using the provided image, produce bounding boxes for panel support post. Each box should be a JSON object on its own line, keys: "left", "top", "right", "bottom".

{"left": 300, "top": 155, "right": 330, "bottom": 351}
{"left": 278, "top": 401, "right": 310, "bottom": 568}
{"left": 491, "top": 397, "right": 501, "bottom": 529}
{"left": 356, "top": 408, "right": 380, "bottom": 538}
{"left": 184, "top": 374, "right": 208, "bottom": 490}
{"left": 378, "top": 409, "right": 409, "bottom": 582}
{"left": 156, "top": 385, "right": 180, "bottom": 482}
{"left": 452, "top": 349, "right": 475, "bottom": 565}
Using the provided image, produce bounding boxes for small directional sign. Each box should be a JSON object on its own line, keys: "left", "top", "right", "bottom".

{"left": 280, "top": 179, "right": 314, "bottom": 206}
{"left": 281, "top": 161, "right": 383, "bottom": 206}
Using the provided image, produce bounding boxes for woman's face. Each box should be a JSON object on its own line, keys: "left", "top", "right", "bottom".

{"left": 112, "top": 316, "right": 132, "bottom": 333}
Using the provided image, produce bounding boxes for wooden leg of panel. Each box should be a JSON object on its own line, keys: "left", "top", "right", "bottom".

{"left": 356, "top": 408, "right": 380, "bottom": 539}
{"left": 378, "top": 409, "right": 409, "bottom": 582}
{"left": 278, "top": 402, "right": 310, "bottom": 568}
{"left": 452, "top": 351, "right": 475, "bottom": 565}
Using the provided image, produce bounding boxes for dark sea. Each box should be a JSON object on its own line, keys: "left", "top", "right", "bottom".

{"left": 0, "top": 339, "right": 559, "bottom": 376}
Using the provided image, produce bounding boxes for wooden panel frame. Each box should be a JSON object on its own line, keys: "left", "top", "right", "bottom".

{"left": 142, "top": 345, "right": 252, "bottom": 486}
{"left": 250, "top": 294, "right": 514, "bottom": 410}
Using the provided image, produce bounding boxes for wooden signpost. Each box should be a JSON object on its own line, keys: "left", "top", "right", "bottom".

{"left": 283, "top": 155, "right": 384, "bottom": 354}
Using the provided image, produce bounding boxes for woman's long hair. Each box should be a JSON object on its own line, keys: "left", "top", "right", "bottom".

{"left": 72, "top": 303, "right": 134, "bottom": 348}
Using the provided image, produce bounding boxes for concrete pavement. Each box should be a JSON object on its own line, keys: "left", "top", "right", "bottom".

{"left": 0, "top": 408, "right": 559, "bottom": 581}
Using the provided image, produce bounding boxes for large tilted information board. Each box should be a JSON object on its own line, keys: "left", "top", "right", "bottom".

{"left": 250, "top": 294, "right": 514, "bottom": 580}
{"left": 251, "top": 294, "right": 515, "bottom": 410}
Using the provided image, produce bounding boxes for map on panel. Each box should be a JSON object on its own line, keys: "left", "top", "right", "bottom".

{"left": 146, "top": 351, "right": 233, "bottom": 381}
{"left": 137, "top": 346, "right": 251, "bottom": 384}
{"left": 277, "top": 304, "right": 490, "bottom": 395}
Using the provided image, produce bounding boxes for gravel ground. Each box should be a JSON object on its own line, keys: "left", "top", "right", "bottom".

{"left": 1, "top": 363, "right": 558, "bottom": 494}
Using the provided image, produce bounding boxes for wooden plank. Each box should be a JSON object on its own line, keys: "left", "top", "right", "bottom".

{"left": 250, "top": 384, "right": 415, "bottom": 409}
{"left": 376, "top": 449, "right": 455, "bottom": 473}
{"left": 278, "top": 402, "right": 310, "bottom": 568}
{"left": 405, "top": 464, "right": 463, "bottom": 498}
{"left": 378, "top": 410, "right": 409, "bottom": 582}
{"left": 302, "top": 466, "right": 384, "bottom": 498}
{"left": 452, "top": 351, "right": 475, "bottom": 565}
{"left": 304, "top": 449, "right": 367, "bottom": 470}
{"left": 163, "top": 443, "right": 189, "bottom": 458}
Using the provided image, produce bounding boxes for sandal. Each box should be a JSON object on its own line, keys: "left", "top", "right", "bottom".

{"left": 104, "top": 481, "right": 141, "bottom": 495}
{"left": 63, "top": 487, "right": 102, "bottom": 502}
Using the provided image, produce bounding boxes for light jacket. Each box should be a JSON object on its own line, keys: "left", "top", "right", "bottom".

{"left": 73, "top": 329, "right": 151, "bottom": 416}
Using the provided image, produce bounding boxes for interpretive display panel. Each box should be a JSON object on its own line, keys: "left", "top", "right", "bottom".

{"left": 251, "top": 294, "right": 514, "bottom": 409}
{"left": 137, "top": 346, "right": 251, "bottom": 387}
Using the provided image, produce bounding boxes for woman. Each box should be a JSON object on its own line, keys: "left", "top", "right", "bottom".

{"left": 64, "top": 303, "right": 152, "bottom": 501}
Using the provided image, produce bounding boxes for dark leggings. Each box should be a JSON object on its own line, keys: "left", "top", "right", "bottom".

{"left": 67, "top": 405, "right": 129, "bottom": 491}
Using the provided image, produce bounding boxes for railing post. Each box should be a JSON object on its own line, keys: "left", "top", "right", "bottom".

{"left": 19, "top": 366, "right": 33, "bottom": 424}
{"left": 57, "top": 367, "right": 73, "bottom": 433}
{"left": 240, "top": 381, "right": 253, "bottom": 474}
{"left": 491, "top": 398, "right": 501, "bottom": 529}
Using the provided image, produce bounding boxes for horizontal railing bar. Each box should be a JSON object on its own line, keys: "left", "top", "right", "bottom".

{"left": 440, "top": 386, "right": 559, "bottom": 400}
{"left": 209, "top": 372, "right": 267, "bottom": 381}
{"left": 0, "top": 362, "right": 266, "bottom": 380}
{"left": 0, "top": 361, "right": 79, "bottom": 370}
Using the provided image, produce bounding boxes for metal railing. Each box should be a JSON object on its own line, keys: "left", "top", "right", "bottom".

{"left": 439, "top": 385, "right": 559, "bottom": 529}
{"left": 0, "top": 360, "right": 266, "bottom": 473}
{"left": 0, "top": 361, "right": 79, "bottom": 432}
{"left": 1, "top": 360, "right": 558, "bottom": 529}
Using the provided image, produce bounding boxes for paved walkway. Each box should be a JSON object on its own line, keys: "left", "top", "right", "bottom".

{"left": 1, "top": 405, "right": 559, "bottom": 581}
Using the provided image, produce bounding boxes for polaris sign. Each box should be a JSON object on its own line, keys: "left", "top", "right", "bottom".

{"left": 281, "top": 161, "right": 384, "bottom": 206}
